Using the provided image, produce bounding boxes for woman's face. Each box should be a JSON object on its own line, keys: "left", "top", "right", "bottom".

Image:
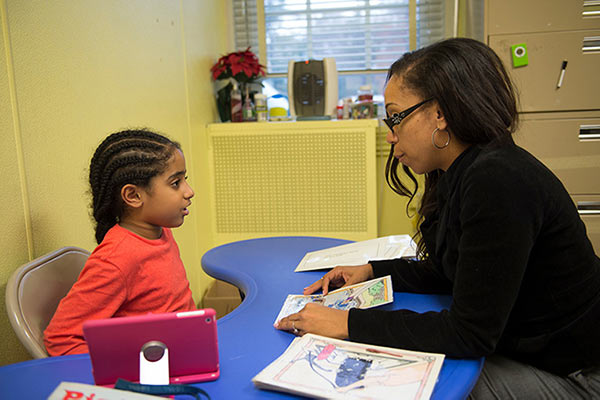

{"left": 383, "top": 75, "right": 447, "bottom": 174}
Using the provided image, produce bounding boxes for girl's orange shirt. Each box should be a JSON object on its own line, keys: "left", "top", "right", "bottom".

{"left": 44, "top": 224, "right": 196, "bottom": 356}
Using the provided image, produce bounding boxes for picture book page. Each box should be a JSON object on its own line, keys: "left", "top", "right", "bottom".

{"left": 253, "top": 334, "right": 445, "bottom": 400}
{"left": 274, "top": 275, "right": 393, "bottom": 323}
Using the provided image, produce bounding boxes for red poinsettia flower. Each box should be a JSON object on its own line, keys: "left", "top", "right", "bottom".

{"left": 210, "top": 47, "right": 265, "bottom": 83}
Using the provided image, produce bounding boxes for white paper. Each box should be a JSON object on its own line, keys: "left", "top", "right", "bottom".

{"left": 253, "top": 334, "right": 445, "bottom": 400}
{"left": 295, "top": 235, "right": 417, "bottom": 272}
{"left": 48, "top": 382, "right": 162, "bottom": 400}
{"left": 274, "top": 276, "right": 393, "bottom": 323}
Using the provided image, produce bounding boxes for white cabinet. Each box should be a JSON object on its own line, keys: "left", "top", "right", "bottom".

{"left": 205, "top": 120, "right": 378, "bottom": 245}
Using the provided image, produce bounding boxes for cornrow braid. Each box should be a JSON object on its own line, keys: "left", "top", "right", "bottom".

{"left": 88, "top": 129, "right": 181, "bottom": 244}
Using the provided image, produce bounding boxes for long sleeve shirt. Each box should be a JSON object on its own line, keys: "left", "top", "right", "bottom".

{"left": 44, "top": 225, "right": 196, "bottom": 356}
{"left": 348, "top": 144, "right": 600, "bottom": 375}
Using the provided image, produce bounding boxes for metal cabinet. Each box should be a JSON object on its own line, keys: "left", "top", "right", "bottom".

{"left": 487, "top": 0, "right": 600, "bottom": 35}
{"left": 487, "top": 0, "right": 600, "bottom": 253}
{"left": 516, "top": 112, "right": 600, "bottom": 194}
{"left": 572, "top": 194, "right": 600, "bottom": 252}
{"left": 489, "top": 30, "right": 600, "bottom": 112}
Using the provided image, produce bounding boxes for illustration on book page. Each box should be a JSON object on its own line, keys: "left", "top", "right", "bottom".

{"left": 253, "top": 334, "right": 445, "bottom": 400}
{"left": 274, "top": 276, "right": 393, "bottom": 323}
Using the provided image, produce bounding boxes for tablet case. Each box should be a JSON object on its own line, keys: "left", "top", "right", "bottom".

{"left": 83, "top": 309, "right": 219, "bottom": 386}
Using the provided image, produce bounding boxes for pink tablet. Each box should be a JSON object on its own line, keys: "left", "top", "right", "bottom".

{"left": 83, "top": 309, "right": 219, "bottom": 387}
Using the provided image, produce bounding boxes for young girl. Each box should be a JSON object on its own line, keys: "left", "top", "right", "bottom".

{"left": 44, "top": 129, "right": 197, "bottom": 356}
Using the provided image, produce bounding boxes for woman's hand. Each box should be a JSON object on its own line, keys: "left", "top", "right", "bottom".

{"left": 275, "top": 303, "right": 349, "bottom": 339}
{"left": 303, "top": 263, "right": 374, "bottom": 295}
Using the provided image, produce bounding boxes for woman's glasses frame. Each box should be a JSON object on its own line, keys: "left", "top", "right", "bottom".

{"left": 382, "top": 98, "right": 433, "bottom": 132}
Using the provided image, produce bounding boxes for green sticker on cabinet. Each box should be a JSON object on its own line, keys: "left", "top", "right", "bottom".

{"left": 511, "top": 43, "right": 528, "bottom": 67}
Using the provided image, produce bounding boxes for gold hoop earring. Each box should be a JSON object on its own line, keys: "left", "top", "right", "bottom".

{"left": 432, "top": 128, "right": 450, "bottom": 149}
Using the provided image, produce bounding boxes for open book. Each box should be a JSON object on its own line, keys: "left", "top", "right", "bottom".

{"left": 295, "top": 235, "right": 416, "bottom": 272}
{"left": 274, "top": 276, "right": 393, "bottom": 323}
{"left": 253, "top": 334, "right": 445, "bottom": 400}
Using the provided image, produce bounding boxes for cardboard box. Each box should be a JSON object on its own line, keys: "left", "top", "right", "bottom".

{"left": 203, "top": 280, "right": 242, "bottom": 318}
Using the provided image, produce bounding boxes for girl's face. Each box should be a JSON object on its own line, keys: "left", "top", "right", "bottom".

{"left": 139, "top": 148, "right": 194, "bottom": 233}
{"left": 383, "top": 75, "right": 447, "bottom": 174}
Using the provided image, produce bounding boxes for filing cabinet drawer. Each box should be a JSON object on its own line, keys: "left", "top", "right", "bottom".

{"left": 572, "top": 194, "right": 600, "bottom": 254}
{"left": 489, "top": 30, "right": 600, "bottom": 112}
{"left": 486, "top": 0, "right": 600, "bottom": 35}
{"left": 515, "top": 112, "right": 600, "bottom": 194}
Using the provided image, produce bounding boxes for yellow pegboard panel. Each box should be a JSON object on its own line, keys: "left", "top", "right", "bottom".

{"left": 206, "top": 120, "right": 378, "bottom": 244}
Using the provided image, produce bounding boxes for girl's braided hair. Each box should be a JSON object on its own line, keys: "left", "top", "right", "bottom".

{"left": 89, "top": 129, "right": 181, "bottom": 244}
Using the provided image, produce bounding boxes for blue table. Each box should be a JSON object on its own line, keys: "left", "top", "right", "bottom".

{"left": 0, "top": 236, "right": 482, "bottom": 399}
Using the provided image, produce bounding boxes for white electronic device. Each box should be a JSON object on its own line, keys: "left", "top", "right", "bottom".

{"left": 139, "top": 340, "right": 170, "bottom": 385}
{"left": 288, "top": 58, "right": 338, "bottom": 119}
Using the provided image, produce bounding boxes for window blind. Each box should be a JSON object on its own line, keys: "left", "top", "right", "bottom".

{"left": 233, "top": 0, "right": 446, "bottom": 75}
{"left": 233, "top": 0, "right": 260, "bottom": 52}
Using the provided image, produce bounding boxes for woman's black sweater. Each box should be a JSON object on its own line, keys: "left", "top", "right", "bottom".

{"left": 348, "top": 144, "right": 600, "bottom": 375}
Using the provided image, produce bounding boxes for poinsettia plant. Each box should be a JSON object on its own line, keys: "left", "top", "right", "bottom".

{"left": 211, "top": 47, "right": 265, "bottom": 83}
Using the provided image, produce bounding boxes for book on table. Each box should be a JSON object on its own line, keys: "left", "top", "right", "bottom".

{"left": 294, "top": 235, "right": 416, "bottom": 272}
{"left": 253, "top": 334, "right": 445, "bottom": 400}
{"left": 274, "top": 275, "right": 394, "bottom": 324}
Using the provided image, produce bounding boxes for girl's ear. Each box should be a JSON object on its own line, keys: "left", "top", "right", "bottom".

{"left": 121, "top": 184, "right": 144, "bottom": 208}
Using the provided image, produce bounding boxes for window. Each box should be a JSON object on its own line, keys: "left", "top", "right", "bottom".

{"left": 232, "top": 0, "right": 453, "bottom": 101}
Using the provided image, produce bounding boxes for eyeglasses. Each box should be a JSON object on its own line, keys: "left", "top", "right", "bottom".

{"left": 382, "top": 98, "right": 433, "bottom": 132}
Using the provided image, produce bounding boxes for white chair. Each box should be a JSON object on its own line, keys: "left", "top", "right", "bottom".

{"left": 5, "top": 247, "right": 90, "bottom": 358}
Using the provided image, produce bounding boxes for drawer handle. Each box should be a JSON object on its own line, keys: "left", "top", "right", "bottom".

{"left": 583, "top": 36, "right": 600, "bottom": 53}
{"left": 583, "top": 1, "right": 600, "bottom": 18}
{"left": 577, "top": 201, "right": 600, "bottom": 215}
{"left": 579, "top": 125, "right": 600, "bottom": 141}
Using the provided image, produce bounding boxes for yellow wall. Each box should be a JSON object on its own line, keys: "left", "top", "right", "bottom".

{"left": 0, "top": 0, "right": 228, "bottom": 366}
{"left": 0, "top": 0, "right": 419, "bottom": 367}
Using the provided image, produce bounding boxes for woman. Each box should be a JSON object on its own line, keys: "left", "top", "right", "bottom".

{"left": 276, "top": 38, "right": 600, "bottom": 398}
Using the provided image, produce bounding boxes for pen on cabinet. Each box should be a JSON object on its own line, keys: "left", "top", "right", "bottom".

{"left": 556, "top": 60, "right": 568, "bottom": 89}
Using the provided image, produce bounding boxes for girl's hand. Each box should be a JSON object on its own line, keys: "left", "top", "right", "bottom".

{"left": 275, "top": 303, "right": 349, "bottom": 339}
{"left": 303, "top": 263, "right": 374, "bottom": 295}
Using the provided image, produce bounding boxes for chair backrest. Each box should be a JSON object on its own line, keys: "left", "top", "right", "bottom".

{"left": 5, "top": 246, "right": 90, "bottom": 358}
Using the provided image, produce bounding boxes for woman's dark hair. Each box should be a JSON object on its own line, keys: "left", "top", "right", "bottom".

{"left": 384, "top": 37, "right": 519, "bottom": 258}
{"left": 89, "top": 129, "right": 181, "bottom": 244}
